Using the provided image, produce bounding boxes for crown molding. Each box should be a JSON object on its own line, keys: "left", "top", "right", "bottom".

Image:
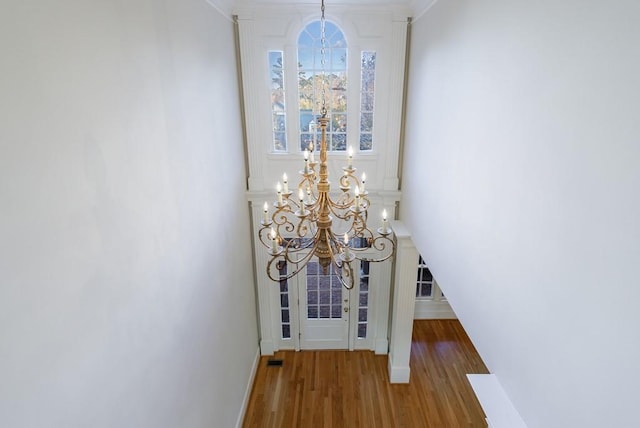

{"left": 409, "top": 0, "right": 438, "bottom": 22}
{"left": 204, "top": 0, "right": 235, "bottom": 20}
{"left": 207, "top": 0, "right": 434, "bottom": 26}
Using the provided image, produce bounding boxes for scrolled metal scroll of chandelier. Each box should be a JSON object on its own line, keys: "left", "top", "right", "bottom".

{"left": 257, "top": 0, "right": 395, "bottom": 289}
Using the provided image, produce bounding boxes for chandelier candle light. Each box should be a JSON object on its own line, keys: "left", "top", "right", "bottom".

{"left": 256, "top": 0, "right": 395, "bottom": 289}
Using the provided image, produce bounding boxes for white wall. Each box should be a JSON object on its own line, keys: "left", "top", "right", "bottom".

{"left": 0, "top": 1, "right": 257, "bottom": 427}
{"left": 402, "top": 1, "right": 640, "bottom": 427}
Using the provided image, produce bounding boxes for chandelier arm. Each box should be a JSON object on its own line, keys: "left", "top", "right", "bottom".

{"left": 357, "top": 235, "right": 396, "bottom": 262}
{"left": 322, "top": 229, "right": 357, "bottom": 290}
{"left": 339, "top": 173, "right": 362, "bottom": 191}
{"left": 327, "top": 195, "right": 356, "bottom": 212}
{"left": 329, "top": 253, "right": 355, "bottom": 290}
{"left": 272, "top": 208, "right": 295, "bottom": 235}
{"left": 339, "top": 173, "right": 351, "bottom": 189}
{"left": 326, "top": 203, "right": 356, "bottom": 222}
{"left": 333, "top": 192, "right": 351, "bottom": 207}
{"left": 266, "top": 248, "right": 318, "bottom": 282}
{"left": 269, "top": 227, "right": 323, "bottom": 281}
{"left": 295, "top": 217, "right": 311, "bottom": 238}
{"left": 258, "top": 224, "right": 275, "bottom": 249}
{"left": 299, "top": 174, "right": 316, "bottom": 193}
{"left": 288, "top": 225, "right": 322, "bottom": 253}
{"left": 359, "top": 196, "right": 371, "bottom": 212}
{"left": 281, "top": 235, "right": 309, "bottom": 253}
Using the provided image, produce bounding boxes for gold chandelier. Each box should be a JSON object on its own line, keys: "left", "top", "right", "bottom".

{"left": 257, "top": 0, "right": 395, "bottom": 289}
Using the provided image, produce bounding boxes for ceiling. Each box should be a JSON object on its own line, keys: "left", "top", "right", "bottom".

{"left": 207, "top": 0, "right": 437, "bottom": 19}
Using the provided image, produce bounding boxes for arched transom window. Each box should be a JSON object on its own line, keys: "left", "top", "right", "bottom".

{"left": 297, "top": 20, "right": 347, "bottom": 152}
{"left": 269, "top": 20, "right": 377, "bottom": 153}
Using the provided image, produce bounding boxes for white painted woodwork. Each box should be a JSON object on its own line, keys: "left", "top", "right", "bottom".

{"left": 414, "top": 279, "right": 457, "bottom": 319}
{"left": 204, "top": 0, "right": 439, "bottom": 22}
{"left": 414, "top": 298, "right": 456, "bottom": 319}
{"left": 236, "top": 5, "right": 408, "bottom": 194}
{"left": 387, "top": 221, "right": 418, "bottom": 383}
{"left": 298, "top": 271, "right": 351, "bottom": 350}
{"left": 370, "top": 258, "right": 392, "bottom": 354}
{"left": 236, "top": 349, "right": 262, "bottom": 428}
{"left": 467, "top": 374, "right": 528, "bottom": 428}
{"left": 241, "top": 6, "right": 407, "bottom": 354}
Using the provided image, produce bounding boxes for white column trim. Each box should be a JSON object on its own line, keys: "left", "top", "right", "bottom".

{"left": 249, "top": 199, "right": 277, "bottom": 355}
{"left": 387, "top": 221, "right": 417, "bottom": 383}
{"left": 237, "top": 17, "right": 267, "bottom": 191}
{"left": 382, "top": 19, "right": 408, "bottom": 191}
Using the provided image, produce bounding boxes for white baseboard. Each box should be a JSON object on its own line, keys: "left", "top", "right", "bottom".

{"left": 374, "top": 338, "right": 389, "bottom": 355}
{"left": 260, "top": 339, "right": 275, "bottom": 355}
{"left": 235, "top": 347, "right": 261, "bottom": 428}
{"left": 414, "top": 300, "right": 456, "bottom": 319}
{"left": 387, "top": 354, "right": 410, "bottom": 383}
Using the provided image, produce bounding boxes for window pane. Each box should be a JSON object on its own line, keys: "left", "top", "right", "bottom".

{"left": 319, "top": 275, "right": 330, "bottom": 289}
{"left": 331, "top": 133, "right": 346, "bottom": 151}
{"left": 331, "top": 48, "right": 347, "bottom": 70}
{"left": 359, "top": 134, "right": 372, "bottom": 151}
{"left": 361, "top": 51, "right": 376, "bottom": 69}
{"left": 298, "top": 47, "right": 314, "bottom": 71}
{"left": 308, "top": 306, "right": 318, "bottom": 318}
{"left": 359, "top": 292, "right": 368, "bottom": 306}
{"left": 362, "top": 70, "right": 375, "bottom": 92}
{"left": 269, "top": 51, "right": 287, "bottom": 151}
{"left": 420, "top": 283, "right": 433, "bottom": 297}
{"left": 361, "top": 92, "right": 374, "bottom": 111}
{"left": 358, "top": 324, "right": 367, "bottom": 338}
{"left": 319, "top": 290, "right": 330, "bottom": 304}
{"left": 278, "top": 263, "right": 291, "bottom": 339}
{"left": 421, "top": 268, "right": 433, "bottom": 282}
{"left": 307, "top": 275, "right": 318, "bottom": 289}
{"left": 320, "top": 305, "right": 330, "bottom": 318}
{"left": 331, "top": 114, "right": 347, "bottom": 132}
{"left": 359, "top": 51, "right": 376, "bottom": 151}
{"left": 357, "top": 261, "right": 370, "bottom": 339}
{"left": 307, "top": 290, "right": 317, "bottom": 305}
{"left": 332, "top": 304, "right": 342, "bottom": 318}
{"left": 416, "top": 255, "right": 435, "bottom": 300}
{"left": 360, "top": 113, "right": 373, "bottom": 132}
{"left": 307, "top": 261, "right": 318, "bottom": 275}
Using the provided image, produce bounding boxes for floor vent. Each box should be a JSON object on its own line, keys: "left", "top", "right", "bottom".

{"left": 267, "top": 359, "right": 283, "bottom": 367}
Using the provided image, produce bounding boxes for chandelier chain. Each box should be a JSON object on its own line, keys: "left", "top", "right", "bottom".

{"left": 320, "top": 0, "right": 327, "bottom": 116}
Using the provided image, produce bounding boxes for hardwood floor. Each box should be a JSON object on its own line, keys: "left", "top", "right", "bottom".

{"left": 243, "top": 320, "right": 489, "bottom": 427}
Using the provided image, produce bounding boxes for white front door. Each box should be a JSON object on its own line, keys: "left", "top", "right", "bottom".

{"left": 298, "top": 260, "right": 351, "bottom": 350}
{"left": 272, "top": 255, "right": 387, "bottom": 352}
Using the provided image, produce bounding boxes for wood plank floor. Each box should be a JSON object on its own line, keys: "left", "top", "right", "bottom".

{"left": 243, "top": 320, "right": 489, "bottom": 427}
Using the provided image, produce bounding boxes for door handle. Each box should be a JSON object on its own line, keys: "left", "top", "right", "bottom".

{"left": 344, "top": 307, "right": 349, "bottom": 313}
